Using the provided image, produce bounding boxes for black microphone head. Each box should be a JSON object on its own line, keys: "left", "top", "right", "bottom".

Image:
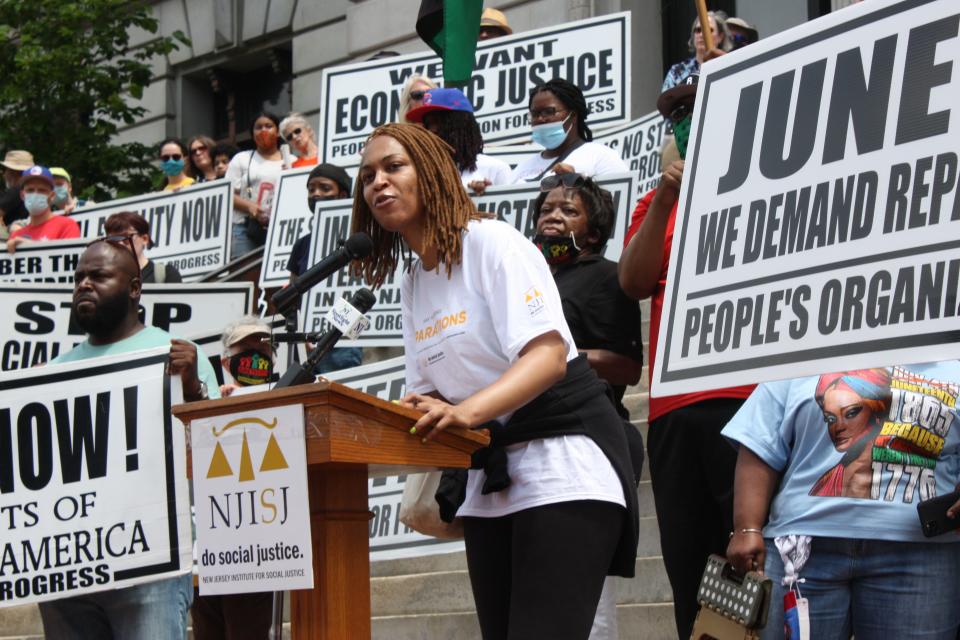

{"left": 345, "top": 232, "right": 374, "bottom": 260}
{"left": 350, "top": 287, "right": 377, "bottom": 314}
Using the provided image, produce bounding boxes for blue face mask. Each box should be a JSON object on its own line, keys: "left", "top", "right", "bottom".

{"left": 53, "top": 185, "right": 69, "bottom": 205}
{"left": 161, "top": 158, "right": 185, "bottom": 177}
{"left": 24, "top": 192, "right": 50, "bottom": 215}
{"left": 531, "top": 114, "right": 571, "bottom": 150}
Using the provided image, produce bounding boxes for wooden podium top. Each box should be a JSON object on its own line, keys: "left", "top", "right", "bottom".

{"left": 172, "top": 380, "right": 489, "bottom": 475}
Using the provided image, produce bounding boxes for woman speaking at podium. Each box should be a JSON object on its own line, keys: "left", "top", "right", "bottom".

{"left": 352, "top": 123, "right": 639, "bottom": 639}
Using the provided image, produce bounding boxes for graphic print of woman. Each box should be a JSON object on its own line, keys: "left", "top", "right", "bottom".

{"left": 809, "top": 368, "right": 892, "bottom": 498}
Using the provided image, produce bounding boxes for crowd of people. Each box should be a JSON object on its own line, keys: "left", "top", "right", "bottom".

{"left": 3, "top": 4, "right": 960, "bottom": 640}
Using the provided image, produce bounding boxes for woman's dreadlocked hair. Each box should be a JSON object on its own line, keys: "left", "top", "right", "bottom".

{"left": 423, "top": 110, "right": 484, "bottom": 173}
{"left": 529, "top": 78, "right": 593, "bottom": 142}
{"left": 351, "top": 123, "right": 487, "bottom": 288}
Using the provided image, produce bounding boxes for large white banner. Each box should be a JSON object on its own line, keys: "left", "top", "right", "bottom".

{"left": 299, "top": 173, "right": 639, "bottom": 345}
{"left": 0, "top": 239, "right": 86, "bottom": 283}
{"left": 324, "top": 357, "right": 465, "bottom": 561}
{"left": 0, "top": 348, "right": 192, "bottom": 607}
{"left": 653, "top": 0, "right": 960, "bottom": 396}
{"left": 70, "top": 181, "right": 233, "bottom": 279}
{"left": 0, "top": 283, "right": 254, "bottom": 372}
{"left": 320, "top": 13, "right": 631, "bottom": 162}
{"left": 191, "top": 404, "right": 313, "bottom": 594}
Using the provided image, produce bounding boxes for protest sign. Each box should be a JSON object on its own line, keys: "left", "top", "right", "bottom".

{"left": 298, "top": 173, "right": 638, "bottom": 345}
{"left": 260, "top": 167, "right": 318, "bottom": 288}
{"left": 319, "top": 13, "right": 630, "bottom": 162}
{"left": 653, "top": 0, "right": 960, "bottom": 396}
{"left": 0, "top": 239, "right": 86, "bottom": 283}
{"left": 191, "top": 404, "right": 313, "bottom": 594}
{"left": 484, "top": 109, "right": 668, "bottom": 193}
{"left": 0, "top": 283, "right": 253, "bottom": 372}
{"left": 324, "top": 357, "right": 465, "bottom": 561}
{"left": 69, "top": 181, "right": 233, "bottom": 279}
{"left": 0, "top": 347, "right": 191, "bottom": 607}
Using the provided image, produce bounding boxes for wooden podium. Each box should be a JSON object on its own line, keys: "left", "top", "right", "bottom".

{"left": 172, "top": 381, "right": 488, "bottom": 640}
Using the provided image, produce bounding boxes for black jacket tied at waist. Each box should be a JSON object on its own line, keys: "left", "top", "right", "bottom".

{"left": 436, "top": 355, "right": 640, "bottom": 578}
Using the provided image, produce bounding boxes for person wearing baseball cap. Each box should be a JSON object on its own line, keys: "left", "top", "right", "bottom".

{"left": 50, "top": 166, "right": 92, "bottom": 214}
{"left": 0, "top": 149, "right": 34, "bottom": 232}
{"left": 6, "top": 165, "right": 81, "bottom": 252}
{"left": 405, "top": 87, "right": 511, "bottom": 192}
{"left": 479, "top": 7, "right": 513, "bottom": 40}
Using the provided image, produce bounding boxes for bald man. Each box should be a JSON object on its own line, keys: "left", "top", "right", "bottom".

{"left": 37, "top": 238, "right": 220, "bottom": 639}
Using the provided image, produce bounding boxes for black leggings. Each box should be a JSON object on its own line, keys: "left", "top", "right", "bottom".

{"left": 462, "top": 500, "right": 624, "bottom": 640}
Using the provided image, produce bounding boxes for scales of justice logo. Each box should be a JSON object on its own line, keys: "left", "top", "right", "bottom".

{"left": 205, "top": 416, "right": 289, "bottom": 481}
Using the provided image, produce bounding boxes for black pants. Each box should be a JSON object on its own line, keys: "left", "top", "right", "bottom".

{"left": 463, "top": 500, "right": 624, "bottom": 640}
{"left": 647, "top": 397, "right": 743, "bottom": 640}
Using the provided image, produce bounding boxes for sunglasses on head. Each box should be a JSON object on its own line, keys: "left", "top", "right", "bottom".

{"left": 87, "top": 234, "right": 142, "bottom": 278}
{"left": 540, "top": 173, "right": 585, "bottom": 192}
{"left": 160, "top": 154, "right": 183, "bottom": 162}
{"left": 409, "top": 90, "right": 427, "bottom": 100}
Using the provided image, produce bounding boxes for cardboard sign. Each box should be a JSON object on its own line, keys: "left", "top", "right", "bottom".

{"left": 0, "top": 239, "right": 86, "bottom": 284}
{"left": 299, "top": 173, "right": 638, "bottom": 346}
{"left": 320, "top": 13, "right": 631, "bottom": 162}
{"left": 191, "top": 404, "right": 313, "bottom": 594}
{"left": 324, "top": 357, "right": 465, "bottom": 561}
{"left": 0, "top": 283, "right": 254, "bottom": 372}
{"left": 653, "top": 0, "right": 960, "bottom": 395}
{"left": 70, "top": 181, "right": 233, "bottom": 279}
{"left": 0, "top": 348, "right": 192, "bottom": 607}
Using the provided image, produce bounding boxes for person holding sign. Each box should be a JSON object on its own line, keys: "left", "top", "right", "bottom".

{"left": 352, "top": 123, "right": 638, "bottom": 640}
{"left": 618, "top": 78, "right": 755, "bottom": 640}
{"left": 405, "top": 87, "right": 511, "bottom": 191}
{"left": 723, "top": 365, "right": 960, "bottom": 639}
{"left": 6, "top": 165, "right": 80, "bottom": 253}
{"left": 661, "top": 11, "right": 731, "bottom": 93}
{"left": 509, "top": 78, "right": 628, "bottom": 183}
{"left": 37, "top": 236, "right": 219, "bottom": 639}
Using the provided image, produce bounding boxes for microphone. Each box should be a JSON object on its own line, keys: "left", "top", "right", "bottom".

{"left": 274, "top": 288, "right": 377, "bottom": 388}
{"left": 272, "top": 232, "right": 374, "bottom": 315}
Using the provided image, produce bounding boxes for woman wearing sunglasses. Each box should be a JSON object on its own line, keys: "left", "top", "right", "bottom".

{"left": 158, "top": 138, "right": 194, "bottom": 192}
{"left": 509, "top": 78, "right": 628, "bottom": 184}
{"left": 280, "top": 113, "right": 319, "bottom": 168}
{"left": 187, "top": 135, "right": 218, "bottom": 182}
{"left": 353, "top": 123, "right": 638, "bottom": 640}
{"left": 398, "top": 74, "right": 438, "bottom": 124}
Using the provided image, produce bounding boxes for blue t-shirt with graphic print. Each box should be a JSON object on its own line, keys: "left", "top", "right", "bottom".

{"left": 723, "top": 362, "right": 960, "bottom": 543}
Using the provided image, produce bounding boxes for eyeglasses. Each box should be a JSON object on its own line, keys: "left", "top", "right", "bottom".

{"left": 409, "top": 90, "right": 427, "bottom": 100}
{"left": 160, "top": 154, "right": 183, "bottom": 162}
{"left": 87, "top": 234, "right": 141, "bottom": 278}
{"left": 669, "top": 104, "right": 692, "bottom": 124}
{"left": 190, "top": 145, "right": 208, "bottom": 155}
{"left": 540, "top": 173, "right": 585, "bottom": 191}
{"left": 529, "top": 106, "right": 567, "bottom": 121}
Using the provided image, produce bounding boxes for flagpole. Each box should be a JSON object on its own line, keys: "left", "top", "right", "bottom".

{"left": 694, "top": 0, "right": 715, "bottom": 52}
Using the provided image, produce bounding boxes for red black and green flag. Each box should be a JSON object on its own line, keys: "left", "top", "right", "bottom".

{"left": 415, "top": 0, "right": 483, "bottom": 87}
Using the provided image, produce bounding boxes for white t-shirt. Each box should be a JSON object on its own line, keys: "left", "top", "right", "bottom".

{"left": 461, "top": 153, "right": 512, "bottom": 188}
{"left": 225, "top": 150, "right": 285, "bottom": 224}
{"left": 509, "top": 141, "right": 629, "bottom": 183}
{"left": 401, "top": 218, "right": 625, "bottom": 517}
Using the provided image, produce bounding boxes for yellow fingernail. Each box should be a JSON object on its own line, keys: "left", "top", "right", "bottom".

{"left": 409, "top": 427, "right": 417, "bottom": 434}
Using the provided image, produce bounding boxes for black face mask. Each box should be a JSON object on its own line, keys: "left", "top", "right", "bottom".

{"left": 228, "top": 350, "right": 274, "bottom": 386}
{"left": 307, "top": 196, "right": 321, "bottom": 213}
{"left": 533, "top": 233, "right": 581, "bottom": 265}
